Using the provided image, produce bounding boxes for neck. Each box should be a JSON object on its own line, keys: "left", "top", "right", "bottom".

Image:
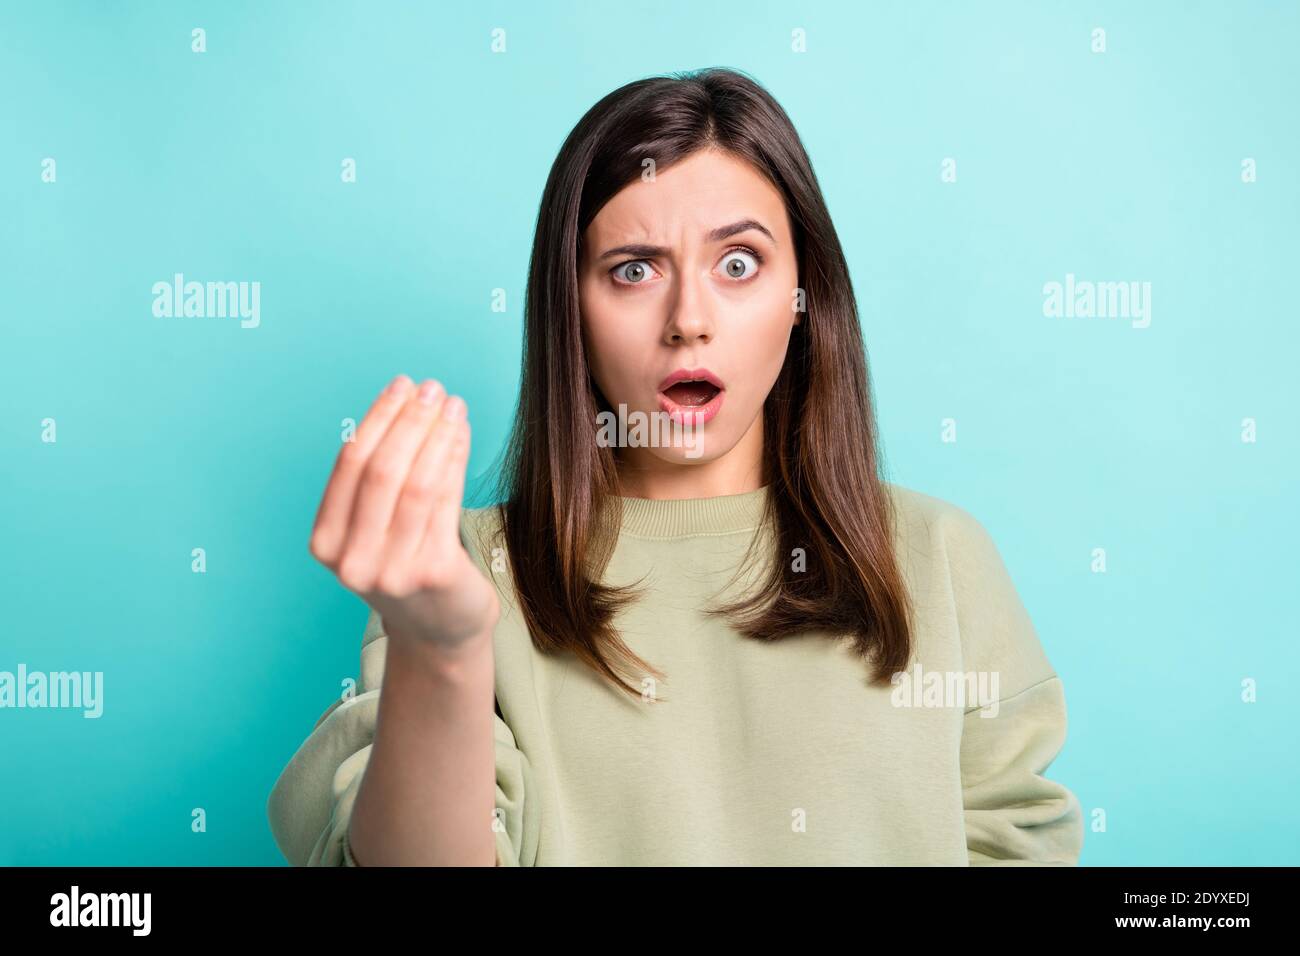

{"left": 615, "top": 408, "right": 765, "bottom": 500}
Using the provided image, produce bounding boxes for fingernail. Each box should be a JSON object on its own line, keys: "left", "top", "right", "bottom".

{"left": 417, "top": 379, "right": 443, "bottom": 405}
{"left": 386, "top": 374, "right": 410, "bottom": 395}
{"left": 442, "top": 396, "right": 466, "bottom": 420}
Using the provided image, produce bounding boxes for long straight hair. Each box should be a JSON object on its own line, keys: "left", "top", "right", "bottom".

{"left": 487, "top": 67, "right": 913, "bottom": 701}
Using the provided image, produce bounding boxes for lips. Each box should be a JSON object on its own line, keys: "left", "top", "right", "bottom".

{"left": 656, "top": 367, "right": 725, "bottom": 425}
{"left": 658, "top": 367, "right": 725, "bottom": 392}
{"left": 662, "top": 380, "right": 720, "bottom": 406}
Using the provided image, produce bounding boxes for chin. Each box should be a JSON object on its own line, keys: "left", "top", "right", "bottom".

{"left": 640, "top": 438, "right": 730, "bottom": 465}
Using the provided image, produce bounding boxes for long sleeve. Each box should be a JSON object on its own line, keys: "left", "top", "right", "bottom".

{"left": 961, "top": 676, "right": 1083, "bottom": 865}
{"left": 940, "top": 504, "right": 1085, "bottom": 866}
{"left": 266, "top": 607, "right": 537, "bottom": 866}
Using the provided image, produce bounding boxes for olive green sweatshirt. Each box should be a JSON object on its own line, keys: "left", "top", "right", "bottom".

{"left": 267, "top": 482, "right": 1084, "bottom": 866}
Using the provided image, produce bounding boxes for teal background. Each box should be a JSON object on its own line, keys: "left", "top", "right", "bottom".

{"left": 1, "top": 1, "right": 1296, "bottom": 866}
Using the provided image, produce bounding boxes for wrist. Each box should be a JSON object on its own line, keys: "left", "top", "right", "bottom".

{"left": 384, "top": 624, "right": 495, "bottom": 686}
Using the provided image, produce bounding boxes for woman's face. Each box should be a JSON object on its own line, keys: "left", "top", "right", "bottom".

{"left": 578, "top": 148, "right": 800, "bottom": 483}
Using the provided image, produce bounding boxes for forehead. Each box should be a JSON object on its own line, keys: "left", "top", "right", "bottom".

{"left": 584, "top": 149, "right": 788, "bottom": 243}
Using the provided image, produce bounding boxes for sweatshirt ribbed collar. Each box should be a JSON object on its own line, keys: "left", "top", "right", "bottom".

{"left": 614, "top": 484, "right": 770, "bottom": 538}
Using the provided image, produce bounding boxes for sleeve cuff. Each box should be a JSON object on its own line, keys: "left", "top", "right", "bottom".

{"left": 342, "top": 826, "right": 360, "bottom": 867}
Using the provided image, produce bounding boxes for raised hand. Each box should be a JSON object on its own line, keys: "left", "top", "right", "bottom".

{"left": 308, "top": 375, "right": 500, "bottom": 653}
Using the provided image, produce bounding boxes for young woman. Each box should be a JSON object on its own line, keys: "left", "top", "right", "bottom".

{"left": 268, "top": 67, "right": 1083, "bottom": 867}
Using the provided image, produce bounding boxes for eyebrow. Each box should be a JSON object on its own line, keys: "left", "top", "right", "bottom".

{"left": 596, "top": 218, "right": 776, "bottom": 260}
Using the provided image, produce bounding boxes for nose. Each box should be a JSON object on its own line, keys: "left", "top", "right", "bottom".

{"left": 662, "top": 270, "right": 715, "bottom": 346}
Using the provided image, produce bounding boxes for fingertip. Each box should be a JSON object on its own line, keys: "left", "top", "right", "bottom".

{"left": 441, "top": 394, "right": 467, "bottom": 421}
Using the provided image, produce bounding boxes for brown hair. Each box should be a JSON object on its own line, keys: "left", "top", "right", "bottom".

{"left": 485, "top": 66, "right": 913, "bottom": 700}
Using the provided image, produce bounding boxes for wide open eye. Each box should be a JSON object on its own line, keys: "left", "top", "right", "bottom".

{"left": 718, "top": 247, "right": 762, "bottom": 281}
{"left": 611, "top": 260, "right": 659, "bottom": 285}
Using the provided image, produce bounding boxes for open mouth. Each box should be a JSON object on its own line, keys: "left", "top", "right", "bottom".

{"left": 656, "top": 368, "right": 726, "bottom": 425}
{"left": 661, "top": 380, "right": 722, "bottom": 407}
